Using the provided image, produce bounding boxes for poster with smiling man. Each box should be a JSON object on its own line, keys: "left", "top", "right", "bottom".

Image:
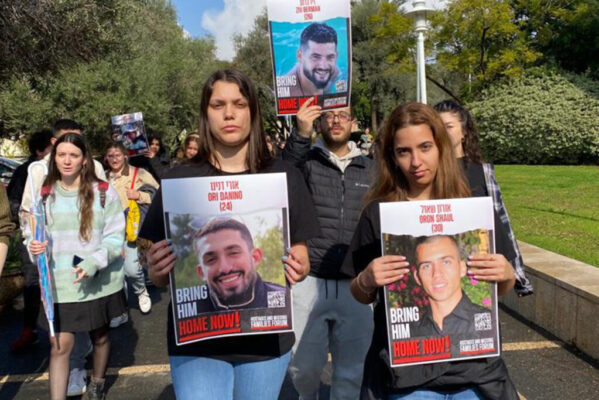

{"left": 162, "top": 173, "right": 292, "bottom": 345}
{"left": 267, "top": 0, "right": 351, "bottom": 115}
{"left": 380, "top": 197, "right": 501, "bottom": 367}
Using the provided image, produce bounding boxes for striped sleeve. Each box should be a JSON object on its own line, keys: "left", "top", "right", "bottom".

{"left": 78, "top": 185, "right": 125, "bottom": 276}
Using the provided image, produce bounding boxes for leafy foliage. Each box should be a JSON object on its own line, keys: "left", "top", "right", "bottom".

{"left": 512, "top": 0, "right": 599, "bottom": 77}
{"left": 431, "top": 0, "right": 541, "bottom": 95}
{"left": 469, "top": 69, "right": 599, "bottom": 164}
{"left": 0, "top": 0, "right": 221, "bottom": 153}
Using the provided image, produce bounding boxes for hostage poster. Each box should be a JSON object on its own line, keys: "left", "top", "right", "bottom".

{"left": 380, "top": 198, "right": 500, "bottom": 367}
{"left": 110, "top": 112, "right": 149, "bottom": 156}
{"left": 161, "top": 173, "right": 292, "bottom": 345}
{"left": 267, "top": 0, "right": 351, "bottom": 115}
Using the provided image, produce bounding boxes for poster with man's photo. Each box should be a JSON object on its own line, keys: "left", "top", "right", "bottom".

{"left": 110, "top": 112, "right": 149, "bottom": 156}
{"left": 267, "top": 0, "right": 351, "bottom": 115}
{"left": 380, "top": 198, "right": 500, "bottom": 367}
{"left": 162, "top": 173, "right": 292, "bottom": 345}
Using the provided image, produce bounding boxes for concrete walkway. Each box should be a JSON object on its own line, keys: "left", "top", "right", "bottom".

{"left": 2, "top": 282, "right": 599, "bottom": 399}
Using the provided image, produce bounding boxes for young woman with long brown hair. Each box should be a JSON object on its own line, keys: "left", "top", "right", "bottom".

{"left": 342, "top": 103, "right": 518, "bottom": 400}
{"left": 27, "top": 133, "right": 126, "bottom": 400}
{"left": 138, "top": 69, "right": 319, "bottom": 400}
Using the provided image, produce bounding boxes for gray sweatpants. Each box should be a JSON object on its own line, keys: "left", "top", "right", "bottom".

{"left": 289, "top": 276, "right": 374, "bottom": 400}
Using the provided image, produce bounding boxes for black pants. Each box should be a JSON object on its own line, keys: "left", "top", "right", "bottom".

{"left": 19, "top": 240, "right": 40, "bottom": 329}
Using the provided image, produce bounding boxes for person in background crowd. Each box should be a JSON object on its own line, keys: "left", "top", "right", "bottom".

{"left": 137, "top": 131, "right": 170, "bottom": 181}
{"left": 434, "top": 100, "right": 533, "bottom": 296}
{"left": 105, "top": 142, "right": 159, "bottom": 326}
{"left": 342, "top": 102, "right": 518, "bottom": 400}
{"left": 20, "top": 119, "right": 108, "bottom": 397}
{"left": 283, "top": 99, "right": 374, "bottom": 400}
{"left": 8, "top": 129, "right": 53, "bottom": 352}
{"left": 173, "top": 134, "right": 200, "bottom": 165}
{"left": 0, "top": 184, "right": 15, "bottom": 277}
{"left": 26, "top": 133, "right": 126, "bottom": 400}
{"left": 138, "top": 69, "right": 319, "bottom": 400}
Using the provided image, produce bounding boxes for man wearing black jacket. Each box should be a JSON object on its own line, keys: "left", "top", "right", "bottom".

{"left": 283, "top": 98, "right": 374, "bottom": 400}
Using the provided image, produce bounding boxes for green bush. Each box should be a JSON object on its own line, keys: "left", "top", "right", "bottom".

{"left": 468, "top": 69, "right": 599, "bottom": 164}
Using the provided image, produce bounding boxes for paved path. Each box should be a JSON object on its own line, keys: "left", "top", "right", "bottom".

{"left": 1, "top": 285, "right": 599, "bottom": 399}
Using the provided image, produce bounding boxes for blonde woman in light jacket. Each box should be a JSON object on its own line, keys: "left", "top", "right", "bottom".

{"left": 105, "top": 142, "right": 159, "bottom": 322}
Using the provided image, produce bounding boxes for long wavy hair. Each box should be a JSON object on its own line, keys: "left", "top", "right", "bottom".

{"left": 44, "top": 133, "right": 99, "bottom": 242}
{"left": 365, "top": 102, "right": 470, "bottom": 204}
{"left": 193, "top": 69, "right": 273, "bottom": 173}
{"left": 433, "top": 100, "right": 483, "bottom": 164}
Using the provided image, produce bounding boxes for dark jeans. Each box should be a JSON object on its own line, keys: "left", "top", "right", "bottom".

{"left": 19, "top": 240, "right": 40, "bottom": 329}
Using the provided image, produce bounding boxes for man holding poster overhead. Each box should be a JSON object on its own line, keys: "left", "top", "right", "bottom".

{"left": 283, "top": 99, "right": 373, "bottom": 400}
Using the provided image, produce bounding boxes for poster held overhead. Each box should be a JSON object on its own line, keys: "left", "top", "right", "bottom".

{"left": 162, "top": 173, "right": 293, "bottom": 345}
{"left": 379, "top": 197, "right": 500, "bottom": 367}
{"left": 267, "top": 0, "right": 352, "bottom": 115}
{"left": 110, "top": 112, "right": 150, "bottom": 156}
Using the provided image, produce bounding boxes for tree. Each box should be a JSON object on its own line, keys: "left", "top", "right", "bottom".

{"left": 352, "top": 0, "right": 415, "bottom": 131}
{"left": 0, "top": 0, "right": 221, "bottom": 151}
{"left": 431, "top": 0, "right": 541, "bottom": 96}
{"left": 233, "top": 10, "right": 290, "bottom": 140}
{"left": 512, "top": 0, "right": 599, "bottom": 77}
{"left": 0, "top": 0, "right": 131, "bottom": 81}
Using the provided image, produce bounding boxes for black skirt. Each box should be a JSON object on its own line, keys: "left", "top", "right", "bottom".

{"left": 38, "top": 289, "right": 126, "bottom": 333}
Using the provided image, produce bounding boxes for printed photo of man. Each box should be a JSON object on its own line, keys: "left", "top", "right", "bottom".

{"left": 193, "top": 218, "right": 286, "bottom": 311}
{"left": 285, "top": 22, "right": 344, "bottom": 97}
{"left": 412, "top": 235, "right": 491, "bottom": 339}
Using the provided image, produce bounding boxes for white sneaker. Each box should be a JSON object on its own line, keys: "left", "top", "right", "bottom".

{"left": 109, "top": 312, "right": 129, "bottom": 328}
{"left": 138, "top": 289, "right": 152, "bottom": 314}
{"left": 67, "top": 367, "right": 87, "bottom": 396}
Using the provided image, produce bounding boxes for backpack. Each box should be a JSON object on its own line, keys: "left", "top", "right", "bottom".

{"left": 125, "top": 168, "right": 140, "bottom": 243}
{"left": 41, "top": 180, "right": 109, "bottom": 208}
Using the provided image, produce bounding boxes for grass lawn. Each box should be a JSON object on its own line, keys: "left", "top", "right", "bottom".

{"left": 494, "top": 165, "right": 599, "bottom": 267}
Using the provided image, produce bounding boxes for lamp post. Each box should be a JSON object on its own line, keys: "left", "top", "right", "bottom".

{"left": 406, "top": 0, "right": 434, "bottom": 104}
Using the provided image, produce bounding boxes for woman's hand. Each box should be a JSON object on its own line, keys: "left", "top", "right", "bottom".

{"left": 146, "top": 240, "right": 176, "bottom": 287}
{"left": 467, "top": 253, "right": 516, "bottom": 296}
{"left": 350, "top": 255, "right": 410, "bottom": 304}
{"left": 126, "top": 188, "right": 140, "bottom": 200}
{"left": 361, "top": 255, "right": 410, "bottom": 290}
{"left": 73, "top": 267, "right": 89, "bottom": 283}
{"left": 282, "top": 242, "right": 309, "bottom": 285}
{"left": 29, "top": 240, "right": 47, "bottom": 256}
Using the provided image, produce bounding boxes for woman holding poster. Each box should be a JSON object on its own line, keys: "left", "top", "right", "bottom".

{"left": 341, "top": 103, "right": 519, "bottom": 400}
{"left": 26, "top": 133, "right": 126, "bottom": 400}
{"left": 139, "top": 69, "right": 319, "bottom": 400}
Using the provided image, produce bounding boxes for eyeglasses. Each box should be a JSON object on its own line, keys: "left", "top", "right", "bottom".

{"left": 324, "top": 112, "right": 351, "bottom": 123}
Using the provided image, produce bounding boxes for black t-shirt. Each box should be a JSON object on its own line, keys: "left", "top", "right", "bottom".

{"left": 413, "top": 292, "right": 491, "bottom": 356}
{"left": 138, "top": 159, "right": 320, "bottom": 362}
{"left": 340, "top": 201, "right": 518, "bottom": 400}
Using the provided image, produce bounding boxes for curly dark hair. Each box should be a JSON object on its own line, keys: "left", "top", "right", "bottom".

{"left": 434, "top": 100, "right": 483, "bottom": 164}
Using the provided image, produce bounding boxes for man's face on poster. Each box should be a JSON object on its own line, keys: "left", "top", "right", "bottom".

{"left": 125, "top": 130, "right": 137, "bottom": 141}
{"left": 414, "top": 236, "right": 466, "bottom": 305}
{"left": 298, "top": 40, "right": 338, "bottom": 89}
{"left": 195, "top": 228, "right": 261, "bottom": 306}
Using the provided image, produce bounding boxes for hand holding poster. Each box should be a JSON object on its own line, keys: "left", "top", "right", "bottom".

{"left": 267, "top": 0, "right": 351, "bottom": 115}
{"left": 162, "top": 173, "right": 292, "bottom": 344}
{"left": 110, "top": 112, "right": 149, "bottom": 156}
{"left": 380, "top": 198, "right": 500, "bottom": 367}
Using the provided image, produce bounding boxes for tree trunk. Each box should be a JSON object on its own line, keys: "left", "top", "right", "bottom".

{"left": 371, "top": 101, "right": 378, "bottom": 134}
